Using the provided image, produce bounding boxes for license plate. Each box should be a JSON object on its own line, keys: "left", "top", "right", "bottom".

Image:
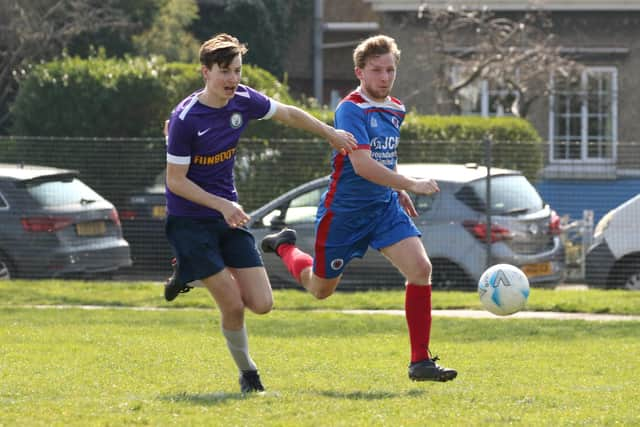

{"left": 152, "top": 205, "right": 166, "bottom": 219}
{"left": 521, "top": 262, "right": 553, "bottom": 278}
{"left": 76, "top": 221, "right": 106, "bottom": 236}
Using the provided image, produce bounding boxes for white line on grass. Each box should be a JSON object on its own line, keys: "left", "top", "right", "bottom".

{"left": 10, "top": 305, "right": 640, "bottom": 321}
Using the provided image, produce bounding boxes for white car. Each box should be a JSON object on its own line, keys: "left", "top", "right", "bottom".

{"left": 585, "top": 194, "right": 640, "bottom": 290}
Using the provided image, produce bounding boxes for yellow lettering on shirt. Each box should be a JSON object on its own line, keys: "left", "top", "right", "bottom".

{"left": 192, "top": 148, "right": 237, "bottom": 165}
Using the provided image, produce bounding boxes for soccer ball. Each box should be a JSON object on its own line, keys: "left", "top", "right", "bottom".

{"left": 478, "top": 264, "right": 530, "bottom": 316}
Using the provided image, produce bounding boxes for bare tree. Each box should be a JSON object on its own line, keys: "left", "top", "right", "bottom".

{"left": 416, "top": 3, "right": 582, "bottom": 118}
{"left": 0, "top": 0, "right": 130, "bottom": 131}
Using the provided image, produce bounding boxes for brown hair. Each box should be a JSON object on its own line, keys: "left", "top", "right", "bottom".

{"left": 199, "top": 33, "right": 248, "bottom": 69}
{"left": 353, "top": 35, "right": 401, "bottom": 69}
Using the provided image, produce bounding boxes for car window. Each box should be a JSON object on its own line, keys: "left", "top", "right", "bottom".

{"left": 284, "top": 188, "right": 323, "bottom": 224}
{"left": 260, "top": 209, "right": 282, "bottom": 228}
{"left": 456, "top": 174, "right": 544, "bottom": 214}
{"left": 25, "top": 178, "right": 104, "bottom": 207}
{"left": 413, "top": 193, "right": 437, "bottom": 214}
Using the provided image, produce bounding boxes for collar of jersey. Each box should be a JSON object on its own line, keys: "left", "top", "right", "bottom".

{"left": 356, "top": 86, "right": 392, "bottom": 107}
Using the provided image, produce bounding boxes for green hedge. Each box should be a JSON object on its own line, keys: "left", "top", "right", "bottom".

{"left": 398, "top": 115, "right": 542, "bottom": 179}
{"left": 10, "top": 55, "right": 294, "bottom": 137}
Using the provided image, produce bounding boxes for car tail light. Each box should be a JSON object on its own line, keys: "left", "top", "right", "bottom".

{"left": 549, "top": 210, "right": 561, "bottom": 235}
{"left": 118, "top": 209, "right": 137, "bottom": 220}
{"left": 463, "top": 220, "right": 512, "bottom": 243}
{"left": 21, "top": 216, "right": 73, "bottom": 232}
{"left": 109, "top": 208, "right": 121, "bottom": 226}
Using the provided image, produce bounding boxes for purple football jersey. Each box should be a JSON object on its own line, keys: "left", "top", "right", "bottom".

{"left": 166, "top": 84, "right": 276, "bottom": 217}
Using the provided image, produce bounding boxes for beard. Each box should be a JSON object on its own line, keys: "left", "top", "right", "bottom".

{"left": 362, "top": 82, "right": 392, "bottom": 101}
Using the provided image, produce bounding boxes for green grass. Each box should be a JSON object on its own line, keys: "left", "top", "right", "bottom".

{"left": 3, "top": 279, "right": 640, "bottom": 314}
{"left": 1, "top": 280, "right": 640, "bottom": 426}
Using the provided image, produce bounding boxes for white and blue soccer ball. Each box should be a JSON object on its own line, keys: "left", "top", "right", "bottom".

{"left": 478, "top": 264, "right": 530, "bottom": 316}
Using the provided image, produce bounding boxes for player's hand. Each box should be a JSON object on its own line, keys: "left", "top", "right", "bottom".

{"left": 328, "top": 129, "right": 357, "bottom": 155}
{"left": 220, "top": 200, "right": 250, "bottom": 228}
{"left": 408, "top": 178, "right": 439, "bottom": 195}
{"left": 398, "top": 190, "right": 418, "bottom": 217}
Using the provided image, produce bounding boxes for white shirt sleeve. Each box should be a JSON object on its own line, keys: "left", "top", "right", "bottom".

{"left": 260, "top": 99, "right": 278, "bottom": 120}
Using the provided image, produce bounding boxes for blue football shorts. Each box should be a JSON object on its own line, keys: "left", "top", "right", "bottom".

{"left": 313, "top": 192, "right": 421, "bottom": 279}
{"left": 165, "top": 215, "right": 263, "bottom": 284}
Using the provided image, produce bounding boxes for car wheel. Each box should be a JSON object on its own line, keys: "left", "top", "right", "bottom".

{"left": 610, "top": 255, "right": 640, "bottom": 290}
{"left": 0, "top": 253, "right": 13, "bottom": 280}
{"left": 623, "top": 271, "right": 640, "bottom": 291}
{"left": 431, "top": 260, "right": 473, "bottom": 290}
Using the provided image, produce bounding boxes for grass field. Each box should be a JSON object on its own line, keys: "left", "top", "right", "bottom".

{"left": 1, "top": 280, "right": 640, "bottom": 426}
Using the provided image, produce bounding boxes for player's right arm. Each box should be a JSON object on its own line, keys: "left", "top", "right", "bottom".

{"left": 165, "top": 163, "right": 249, "bottom": 227}
{"left": 350, "top": 150, "right": 439, "bottom": 195}
{"left": 336, "top": 102, "right": 439, "bottom": 195}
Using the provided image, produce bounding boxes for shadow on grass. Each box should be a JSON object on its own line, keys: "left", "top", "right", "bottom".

{"left": 159, "top": 391, "right": 246, "bottom": 405}
{"left": 316, "top": 389, "right": 425, "bottom": 400}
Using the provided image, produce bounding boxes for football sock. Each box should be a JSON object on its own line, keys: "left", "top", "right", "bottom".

{"left": 405, "top": 283, "right": 432, "bottom": 363}
{"left": 276, "top": 243, "right": 313, "bottom": 283}
{"left": 222, "top": 325, "right": 257, "bottom": 372}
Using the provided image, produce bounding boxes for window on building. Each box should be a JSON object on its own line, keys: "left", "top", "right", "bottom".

{"left": 452, "top": 66, "right": 519, "bottom": 117}
{"left": 549, "top": 67, "right": 617, "bottom": 162}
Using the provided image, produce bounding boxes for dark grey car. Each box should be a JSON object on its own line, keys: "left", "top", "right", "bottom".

{"left": 0, "top": 163, "right": 132, "bottom": 279}
{"left": 249, "top": 163, "right": 565, "bottom": 290}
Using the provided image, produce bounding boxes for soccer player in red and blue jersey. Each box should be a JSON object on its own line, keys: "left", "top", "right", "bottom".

{"left": 262, "top": 35, "right": 457, "bottom": 382}
{"left": 164, "top": 33, "right": 356, "bottom": 394}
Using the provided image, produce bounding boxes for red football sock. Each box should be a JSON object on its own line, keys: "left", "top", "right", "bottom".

{"left": 405, "top": 283, "right": 432, "bottom": 363}
{"left": 276, "top": 244, "right": 313, "bottom": 283}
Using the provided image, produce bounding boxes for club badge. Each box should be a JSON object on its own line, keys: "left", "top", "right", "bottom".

{"left": 230, "top": 113, "right": 243, "bottom": 129}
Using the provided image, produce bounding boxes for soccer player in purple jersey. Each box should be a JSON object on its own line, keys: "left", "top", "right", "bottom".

{"left": 163, "top": 33, "right": 356, "bottom": 394}
{"left": 261, "top": 35, "right": 457, "bottom": 382}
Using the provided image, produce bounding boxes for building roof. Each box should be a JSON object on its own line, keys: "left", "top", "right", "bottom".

{"left": 363, "top": 0, "right": 640, "bottom": 11}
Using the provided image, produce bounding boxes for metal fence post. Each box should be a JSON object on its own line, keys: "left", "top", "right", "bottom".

{"left": 484, "top": 135, "right": 493, "bottom": 269}
{"left": 581, "top": 209, "right": 594, "bottom": 280}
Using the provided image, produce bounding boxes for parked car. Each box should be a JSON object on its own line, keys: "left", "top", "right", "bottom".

{"left": 585, "top": 194, "right": 640, "bottom": 290}
{"left": 249, "top": 163, "right": 565, "bottom": 290}
{"left": 0, "top": 163, "right": 132, "bottom": 280}
{"left": 119, "top": 171, "right": 173, "bottom": 266}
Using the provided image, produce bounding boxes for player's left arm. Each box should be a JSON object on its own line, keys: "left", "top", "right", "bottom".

{"left": 272, "top": 102, "right": 357, "bottom": 154}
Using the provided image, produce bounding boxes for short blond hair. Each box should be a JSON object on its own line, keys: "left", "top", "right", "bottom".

{"left": 353, "top": 35, "right": 401, "bottom": 69}
{"left": 199, "top": 33, "right": 248, "bottom": 69}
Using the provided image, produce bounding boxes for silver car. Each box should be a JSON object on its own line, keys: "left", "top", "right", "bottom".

{"left": 249, "top": 163, "right": 565, "bottom": 290}
{"left": 0, "top": 163, "right": 132, "bottom": 279}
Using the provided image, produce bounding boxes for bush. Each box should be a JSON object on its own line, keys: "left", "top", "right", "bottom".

{"left": 399, "top": 115, "right": 543, "bottom": 179}
{"left": 11, "top": 56, "right": 295, "bottom": 138}
{"left": 11, "top": 55, "right": 168, "bottom": 137}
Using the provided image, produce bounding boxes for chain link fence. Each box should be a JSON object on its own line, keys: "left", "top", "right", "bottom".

{"left": 1, "top": 136, "right": 638, "bottom": 289}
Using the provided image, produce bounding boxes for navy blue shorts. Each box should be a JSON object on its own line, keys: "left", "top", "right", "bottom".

{"left": 165, "top": 215, "right": 263, "bottom": 284}
{"left": 313, "top": 192, "right": 421, "bottom": 279}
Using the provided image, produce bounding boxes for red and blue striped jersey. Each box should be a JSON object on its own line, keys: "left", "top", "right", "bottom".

{"left": 322, "top": 87, "right": 406, "bottom": 212}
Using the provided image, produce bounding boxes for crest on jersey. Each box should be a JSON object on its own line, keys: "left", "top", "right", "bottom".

{"left": 230, "top": 113, "right": 243, "bottom": 129}
{"left": 391, "top": 116, "right": 400, "bottom": 129}
{"left": 370, "top": 117, "right": 378, "bottom": 127}
{"left": 330, "top": 258, "right": 344, "bottom": 270}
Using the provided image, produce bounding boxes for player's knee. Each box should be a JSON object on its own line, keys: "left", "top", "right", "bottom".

{"left": 250, "top": 297, "right": 273, "bottom": 315}
{"left": 224, "top": 300, "right": 246, "bottom": 319}
{"left": 311, "top": 287, "right": 334, "bottom": 300}
{"left": 409, "top": 258, "right": 432, "bottom": 282}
